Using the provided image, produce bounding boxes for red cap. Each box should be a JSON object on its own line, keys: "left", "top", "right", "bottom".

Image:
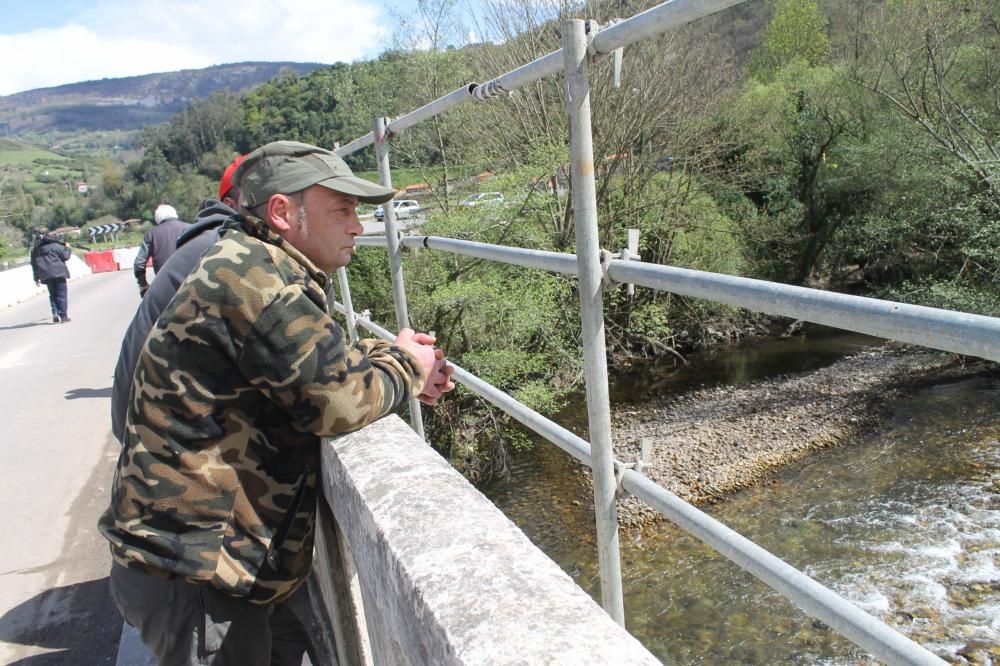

{"left": 219, "top": 154, "right": 248, "bottom": 201}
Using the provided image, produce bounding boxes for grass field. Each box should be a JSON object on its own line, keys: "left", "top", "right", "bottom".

{"left": 0, "top": 139, "right": 80, "bottom": 178}
{"left": 0, "top": 149, "right": 72, "bottom": 168}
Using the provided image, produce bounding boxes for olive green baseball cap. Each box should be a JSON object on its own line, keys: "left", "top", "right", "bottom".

{"left": 235, "top": 140, "right": 395, "bottom": 207}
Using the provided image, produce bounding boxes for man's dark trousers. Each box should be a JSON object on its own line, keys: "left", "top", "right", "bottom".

{"left": 44, "top": 278, "right": 67, "bottom": 320}
{"left": 110, "top": 562, "right": 314, "bottom": 665}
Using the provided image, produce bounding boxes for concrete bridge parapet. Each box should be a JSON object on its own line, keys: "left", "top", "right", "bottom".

{"left": 315, "top": 414, "right": 661, "bottom": 665}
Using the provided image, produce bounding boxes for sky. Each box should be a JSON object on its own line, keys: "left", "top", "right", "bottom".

{"left": 0, "top": 0, "right": 423, "bottom": 96}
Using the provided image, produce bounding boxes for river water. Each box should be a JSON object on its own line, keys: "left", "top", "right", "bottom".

{"left": 483, "top": 330, "right": 1000, "bottom": 664}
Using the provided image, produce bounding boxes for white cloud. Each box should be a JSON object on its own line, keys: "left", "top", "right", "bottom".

{"left": 0, "top": 26, "right": 200, "bottom": 95}
{"left": 0, "top": 0, "right": 389, "bottom": 96}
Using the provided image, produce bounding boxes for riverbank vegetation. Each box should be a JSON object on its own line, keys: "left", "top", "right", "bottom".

{"left": 1, "top": 0, "right": 996, "bottom": 479}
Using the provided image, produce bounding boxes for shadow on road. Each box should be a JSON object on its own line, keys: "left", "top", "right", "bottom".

{"left": 64, "top": 387, "right": 112, "bottom": 400}
{"left": 0, "top": 322, "right": 56, "bottom": 332}
{"left": 0, "top": 578, "right": 121, "bottom": 665}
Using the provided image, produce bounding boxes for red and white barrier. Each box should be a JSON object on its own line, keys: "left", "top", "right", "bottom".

{"left": 83, "top": 250, "right": 118, "bottom": 273}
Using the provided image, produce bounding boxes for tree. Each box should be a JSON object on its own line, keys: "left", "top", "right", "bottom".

{"left": 345, "top": 204, "right": 578, "bottom": 480}
{"left": 126, "top": 145, "right": 180, "bottom": 219}
{"left": 141, "top": 92, "right": 244, "bottom": 171}
{"left": 392, "top": 0, "right": 475, "bottom": 210}
{"left": 750, "top": 0, "right": 831, "bottom": 79}
{"left": 0, "top": 175, "right": 35, "bottom": 236}
{"left": 851, "top": 0, "right": 1000, "bottom": 200}
{"left": 723, "top": 62, "right": 872, "bottom": 285}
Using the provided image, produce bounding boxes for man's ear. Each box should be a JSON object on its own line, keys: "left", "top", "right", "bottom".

{"left": 264, "top": 194, "right": 293, "bottom": 234}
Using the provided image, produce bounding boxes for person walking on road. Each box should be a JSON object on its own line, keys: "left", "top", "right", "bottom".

{"left": 133, "top": 203, "right": 189, "bottom": 296}
{"left": 101, "top": 140, "right": 454, "bottom": 665}
{"left": 30, "top": 231, "right": 72, "bottom": 323}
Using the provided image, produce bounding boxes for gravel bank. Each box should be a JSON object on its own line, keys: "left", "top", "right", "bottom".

{"left": 604, "top": 345, "right": 989, "bottom": 528}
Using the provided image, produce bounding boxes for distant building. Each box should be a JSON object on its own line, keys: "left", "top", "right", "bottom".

{"left": 76, "top": 182, "right": 89, "bottom": 194}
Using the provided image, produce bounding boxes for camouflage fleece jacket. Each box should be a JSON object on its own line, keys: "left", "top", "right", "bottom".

{"left": 99, "top": 216, "right": 424, "bottom": 604}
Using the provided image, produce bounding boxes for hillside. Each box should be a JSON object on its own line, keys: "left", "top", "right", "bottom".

{"left": 0, "top": 61, "right": 327, "bottom": 135}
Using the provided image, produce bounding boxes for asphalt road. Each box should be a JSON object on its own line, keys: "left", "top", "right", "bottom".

{"left": 0, "top": 270, "right": 138, "bottom": 664}
{"left": 361, "top": 214, "right": 426, "bottom": 237}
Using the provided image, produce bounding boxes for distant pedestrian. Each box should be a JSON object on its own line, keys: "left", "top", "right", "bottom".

{"left": 30, "top": 231, "right": 72, "bottom": 323}
{"left": 133, "top": 204, "right": 189, "bottom": 296}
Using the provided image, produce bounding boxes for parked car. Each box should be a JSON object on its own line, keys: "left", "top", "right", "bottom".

{"left": 459, "top": 192, "right": 505, "bottom": 208}
{"left": 374, "top": 199, "right": 421, "bottom": 221}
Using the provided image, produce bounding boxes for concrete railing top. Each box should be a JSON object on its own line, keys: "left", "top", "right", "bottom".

{"left": 321, "top": 415, "right": 661, "bottom": 665}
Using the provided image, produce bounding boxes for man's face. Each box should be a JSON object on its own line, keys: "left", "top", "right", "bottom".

{"left": 285, "top": 186, "right": 363, "bottom": 273}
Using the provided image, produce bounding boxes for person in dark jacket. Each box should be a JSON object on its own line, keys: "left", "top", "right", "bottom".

{"left": 30, "top": 232, "right": 72, "bottom": 323}
{"left": 133, "top": 203, "right": 190, "bottom": 296}
{"left": 111, "top": 154, "right": 247, "bottom": 443}
{"left": 111, "top": 199, "right": 237, "bottom": 442}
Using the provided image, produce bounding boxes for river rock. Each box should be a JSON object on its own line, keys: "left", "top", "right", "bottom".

{"left": 957, "top": 641, "right": 999, "bottom": 665}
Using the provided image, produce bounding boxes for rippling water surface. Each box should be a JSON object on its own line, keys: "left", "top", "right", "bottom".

{"left": 483, "top": 332, "right": 1000, "bottom": 663}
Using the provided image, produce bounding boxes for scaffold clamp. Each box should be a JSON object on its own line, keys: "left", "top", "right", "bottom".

{"left": 614, "top": 438, "right": 652, "bottom": 499}
{"left": 585, "top": 18, "right": 624, "bottom": 87}
{"left": 599, "top": 249, "right": 618, "bottom": 292}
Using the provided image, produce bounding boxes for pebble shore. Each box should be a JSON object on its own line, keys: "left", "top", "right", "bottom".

{"left": 604, "top": 346, "right": 987, "bottom": 528}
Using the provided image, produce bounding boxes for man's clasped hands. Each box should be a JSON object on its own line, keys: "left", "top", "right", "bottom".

{"left": 393, "top": 328, "right": 456, "bottom": 405}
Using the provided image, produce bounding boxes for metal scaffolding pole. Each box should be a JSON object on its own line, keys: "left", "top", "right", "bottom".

{"left": 337, "top": 85, "right": 478, "bottom": 157}
{"left": 335, "top": 267, "right": 359, "bottom": 344}
{"left": 607, "top": 259, "right": 1000, "bottom": 363}
{"left": 356, "top": 233, "right": 1000, "bottom": 363}
{"left": 562, "top": 18, "right": 625, "bottom": 626}
{"left": 373, "top": 116, "right": 424, "bottom": 438}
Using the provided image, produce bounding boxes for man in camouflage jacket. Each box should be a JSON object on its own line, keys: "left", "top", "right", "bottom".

{"left": 100, "top": 141, "right": 453, "bottom": 665}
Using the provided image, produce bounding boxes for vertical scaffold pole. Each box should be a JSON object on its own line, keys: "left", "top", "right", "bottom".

{"left": 562, "top": 19, "right": 625, "bottom": 625}
{"left": 373, "top": 116, "right": 425, "bottom": 438}
{"left": 336, "top": 267, "right": 359, "bottom": 344}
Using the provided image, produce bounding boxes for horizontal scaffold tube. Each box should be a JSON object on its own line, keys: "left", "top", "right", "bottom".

{"left": 355, "top": 234, "right": 580, "bottom": 274}
{"left": 590, "top": 0, "right": 748, "bottom": 55}
{"left": 336, "top": 0, "right": 748, "bottom": 158}
{"left": 332, "top": 298, "right": 946, "bottom": 666}
{"left": 354, "top": 234, "right": 1000, "bottom": 362}
{"left": 328, "top": 301, "right": 592, "bottom": 464}
{"left": 471, "top": 51, "right": 562, "bottom": 101}
{"left": 607, "top": 259, "right": 1000, "bottom": 363}
{"left": 336, "top": 85, "right": 478, "bottom": 158}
